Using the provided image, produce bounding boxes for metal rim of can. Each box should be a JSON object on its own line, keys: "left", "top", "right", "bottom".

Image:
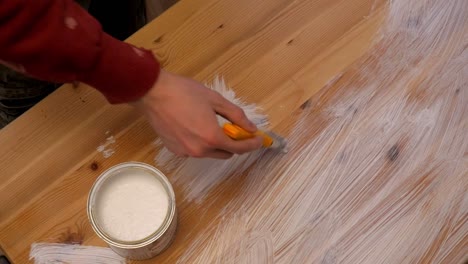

{"left": 87, "top": 161, "right": 176, "bottom": 249}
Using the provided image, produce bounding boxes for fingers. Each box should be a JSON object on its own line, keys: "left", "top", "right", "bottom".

{"left": 165, "top": 133, "right": 262, "bottom": 158}
{"left": 209, "top": 93, "right": 263, "bottom": 154}
{"left": 211, "top": 93, "right": 257, "bottom": 133}
{"left": 204, "top": 150, "right": 234, "bottom": 159}
{"left": 162, "top": 142, "right": 187, "bottom": 157}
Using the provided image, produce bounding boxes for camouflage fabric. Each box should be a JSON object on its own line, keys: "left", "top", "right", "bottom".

{"left": 0, "top": 65, "right": 59, "bottom": 128}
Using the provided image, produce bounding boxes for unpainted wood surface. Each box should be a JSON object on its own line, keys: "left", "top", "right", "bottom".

{"left": 0, "top": 0, "right": 467, "bottom": 263}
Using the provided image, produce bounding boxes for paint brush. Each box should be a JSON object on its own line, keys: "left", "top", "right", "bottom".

{"left": 222, "top": 123, "right": 288, "bottom": 153}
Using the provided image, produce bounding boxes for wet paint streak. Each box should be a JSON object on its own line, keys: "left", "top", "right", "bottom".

{"left": 157, "top": 0, "right": 467, "bottom": 263}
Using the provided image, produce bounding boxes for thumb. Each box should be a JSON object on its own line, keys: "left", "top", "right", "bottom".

{"left": 211, "top": 93, "right": 257, "bottom": 132}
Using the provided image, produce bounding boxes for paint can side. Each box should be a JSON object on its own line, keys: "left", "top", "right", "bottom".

{"left": 109, "top": 209, "right": 178, "bottom": 260}
{"left": 87, "top": 162, "right": 177, "bottom": 260}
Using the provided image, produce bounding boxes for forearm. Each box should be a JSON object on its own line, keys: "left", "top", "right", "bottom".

{"left": 0, "top": 0, "right": 159, "bottom": 103}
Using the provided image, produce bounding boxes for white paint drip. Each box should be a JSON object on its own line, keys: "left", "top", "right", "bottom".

{"left": 97, "top": 135, "right": 116, "bottom": 158}
{"left": 29, "top": 243, "right": 125, "bottom": 264}
{"left": 94, "top": 168, "right": 169, "bottom": 242}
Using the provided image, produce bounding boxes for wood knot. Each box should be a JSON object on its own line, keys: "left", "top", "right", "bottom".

{"left": 153, "top": 35, "right": 164, "bottom": 44}
{"left": 218, "top": 24, "right": 224, "bottom": 29}
{"left": 90, "top": 162, "right": 99, "bottom": 171}
{"left": 300, "top": 99, "right": 311, "bottom": 110}
{"left": 387, "top": 145, "right": 400, "bottom": 161}
{"left": 287, "top": 39, "right": 294, "bottom": 45}
{"left": 64, "top": 232, "right": 83, "bottom": 245}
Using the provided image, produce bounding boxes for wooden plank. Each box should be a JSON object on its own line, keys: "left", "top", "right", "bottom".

{"left": 0, "top": 0, "right": 466, "bottom": 263}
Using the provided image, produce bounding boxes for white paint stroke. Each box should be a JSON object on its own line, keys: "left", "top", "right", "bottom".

{"left": 97, "top": 135, "right": 117, "bottom": 158}
{"left": 30, "top": 243, "right": 125, "bottom": 264}
{"left": 177, "top": 212, "right": 274, "bottom": 264}
{"left": 209, "top": 76, "right": 269, "bottom": 127}
{"left": 161, "top": 0, "right": 468, "bottom": 263}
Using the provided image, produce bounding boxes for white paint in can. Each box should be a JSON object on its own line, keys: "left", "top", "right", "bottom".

{"left": 94, "top": 168, "right": 169, "bottom": 242}
{"left": 88, "top": 162, "right": 177, "bottom": 260}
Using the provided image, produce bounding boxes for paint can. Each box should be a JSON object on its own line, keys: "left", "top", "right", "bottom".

{"left": 87, "top": 162, "right": 177, "bottom": 260}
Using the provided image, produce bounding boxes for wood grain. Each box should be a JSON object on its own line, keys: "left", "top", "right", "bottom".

{"left": 0, "top": 0, "right": 466, "bottom": 263}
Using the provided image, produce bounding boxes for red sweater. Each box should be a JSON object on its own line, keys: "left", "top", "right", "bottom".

{"left": 0, "top": 0, "right": 160, "bottom": 104}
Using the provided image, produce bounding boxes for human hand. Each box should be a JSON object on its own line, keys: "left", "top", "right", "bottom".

{"left": 133, "top": 70, "right": 263, "bottom": 159}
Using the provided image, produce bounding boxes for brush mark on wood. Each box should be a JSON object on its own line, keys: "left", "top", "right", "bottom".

{"left": 163, "top": 0, "right": 468, "bottom": 263}
{"left": 0, "top": 0, "right": 466, "bottom": 263}
{"left": 30, "top": 243, "right": 125, "bottom": 264}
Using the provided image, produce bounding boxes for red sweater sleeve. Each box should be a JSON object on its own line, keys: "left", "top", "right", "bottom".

{"left": 0, "top": 0, "right": 160, "bottom": 104}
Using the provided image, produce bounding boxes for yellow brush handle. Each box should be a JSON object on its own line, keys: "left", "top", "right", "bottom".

{"left": 222, "top": 123, "right": 273, "bottom": 148}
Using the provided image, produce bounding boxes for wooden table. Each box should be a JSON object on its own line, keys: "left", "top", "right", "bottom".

{"left": 1, "top": 0, "right": 467, "bottom": 263}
